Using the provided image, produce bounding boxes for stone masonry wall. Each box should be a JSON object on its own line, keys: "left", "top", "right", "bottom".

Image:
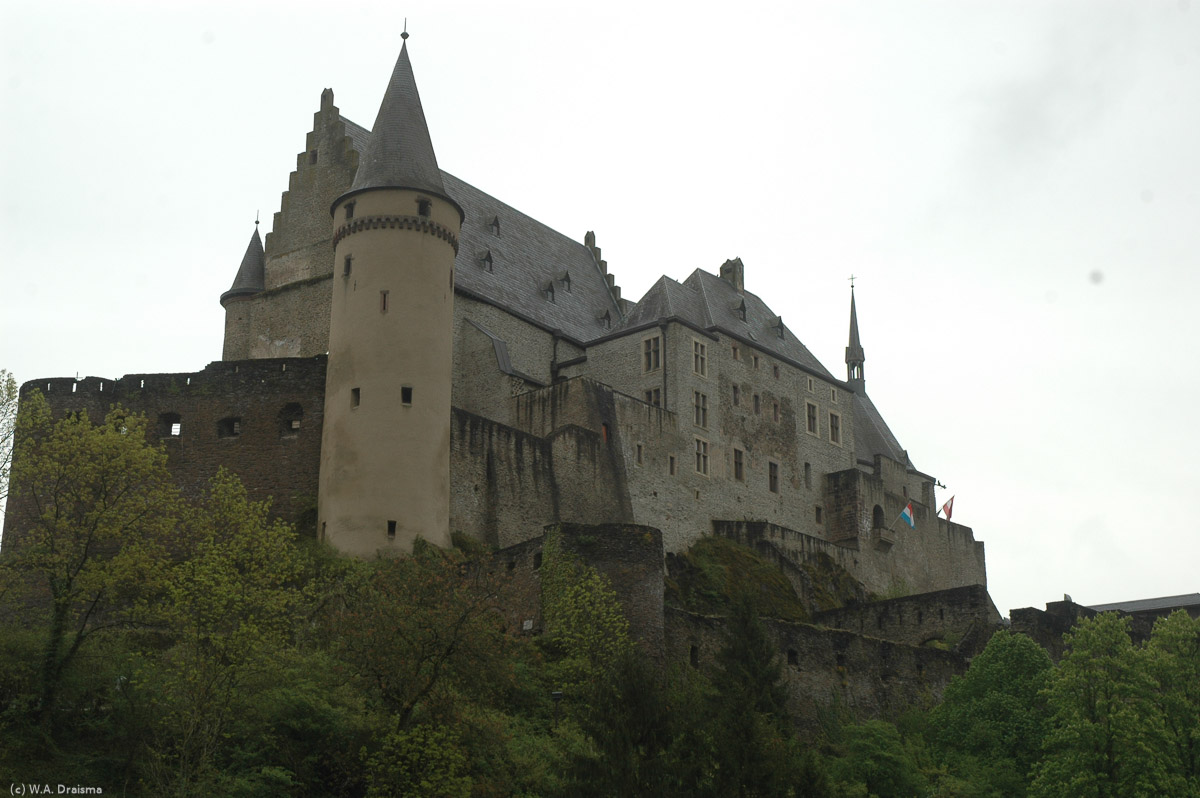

{"left": 665, "top": 607, "right": 966, "bottom": 734}
{"left": 224, "top": 275, "right": 333, "bottom": 360}
{"left": 11, "top": 358, "right": 327, "bottom": 537}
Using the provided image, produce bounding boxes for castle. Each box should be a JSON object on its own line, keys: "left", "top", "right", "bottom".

{"left": 8, "top": 38, "right": 986, "bottom": 603}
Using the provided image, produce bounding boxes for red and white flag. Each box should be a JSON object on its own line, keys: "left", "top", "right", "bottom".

{"left": 941, "top": 495, "right": 955, "bottom": 520}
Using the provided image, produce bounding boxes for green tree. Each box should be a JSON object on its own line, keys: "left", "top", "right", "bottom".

{"left": 1144, "top": 610, "right": 1200, "bottom": 795}
{"left": 1030, "top": 612, "right": 1177, "bottom": 798}
{"left": 928, "top": 630, "right": 1053, "bottom": 796}
{"left": 0, "top": 369, "right": 17, "bottom": 515}
{"left": 827, "top": 719, "right": 929, "bottom": 798}
{"left": 2, "top": 393, "right": 179, "bottom": 727}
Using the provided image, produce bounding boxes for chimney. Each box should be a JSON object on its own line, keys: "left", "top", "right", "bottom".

{"left": 720, "top": 258, "right": 745, "bottom": 294}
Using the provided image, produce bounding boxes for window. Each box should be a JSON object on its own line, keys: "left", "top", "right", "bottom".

{"left": 345, "top": 201, "right": 355, "bottom": 220}
{"left": 733, "top": 448, "right": 744, "bottom": 481}
{"left": 690, "top": 645, "right": 700, "bottom": 667}
{"left": 544, "top": 282, "right": 555, "bottom": 302}
{"left": 217, "top": 417, "right": 242, "bottom": 438}
{"left": 752, "top": 354, "right": 759, "bottom": 370}
{"left": 732, "top": 384, "right": 740, "bottom": 406}
{"left": 351, "top": 387, "right": 361, "bottom": 408}
{"left": 787, "top": 649, "right": 798, "bottom": 666}
{"left": 773, "top": 402, "right": 780, "bottom": 423}
{"left": 773, "top": 365, "right": 780, "bottom": 379}
{"left": 401, "top": 386, "right": 413, "bottom": 405}
{"left": 769, "top": 461, "right": 780, "bottom": 493}
{"left": 343, "top": 255, "right": 353, "bottom": 276}
{"left": 873, "top": 505, "right": 885, "bottom": 529}
{"left": 481, "top": 250, "right": 493, "bottom": 272}
{"left": 387, "top": 520, "right": 397, "bottom": 540}
{"left": 808, "top": 377, "right": 814, "bottom": 392}
{"left": 417, "top": 198, "right": 432, "bottom": 218}
{"left": 309, "top": 149, "right": 318, "bottom": 164}
{"left": 644, "top": 388, "right": 661, "bottom": 406}
{"left": 380, "top": 290, "right": 389, "bottom": 313}
{"left": 732, "top": 344, "right": 740, "bottom": 360}
{"left": 829, "top": 412, "right": 841, "bottom": 444}
{"left": 693, "top": 340, "right": 707, "bottom": 376}
{"left": 560, "top": 272, "right": 571, "bottom": 292}
{"left": 693, "top": 391, "right": 708, "bottom": 428}
{"left": 694, "top": 439, "right": 709, "bottom": 475}
{"left": 158, "top": 412, "right": 181, "bottom": 438}
{"left": 669, "top": 455, "right": 676, "bottom": 475}
{"left": 643, "top": 336, "right": 661, "bottom": 372}
{"left": 490, "top": 216, "right": 501, "bottom": 236}
{"left": 804, "top": 462, "right": 812, "bottom": 489}
{"left": 279, "top": 403, "right": 303, "bottom": 435}
{"left": 806, "top": 402, "right": 818, "bottom": 434}
{"left": 831, "top": 387, "right": 838, "bottom": 403}
{"left": 815, "top": 506, "right": 824, "bottom": 524}
{"left": 636, "top": 444, "right": 643, "bottom": 465}
{"left": 753, "top": 393, "right": 760, "bottom": 414}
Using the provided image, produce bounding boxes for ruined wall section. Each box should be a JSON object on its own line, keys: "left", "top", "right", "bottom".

{"left": 665, "top": 607, "right": 965, "bottom": 733}
{"left": 813, "top": 584, "right": 1001, "bottom": 657}
{"left": 14, "top": 358, "right": 327, "bottom": 535}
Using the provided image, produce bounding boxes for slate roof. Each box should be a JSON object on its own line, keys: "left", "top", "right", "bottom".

{"left": 345, "top": 42, "right": 448, "bottom": 201}
{"left": 443, "top": 172, "right": 623, "bottom": 343}
{"left": 851, "top": 392, "right": 913, "bottom": 469}
{"left": 1088, "top": 594, "right": 1200, "bottom": 614}
{"left": 620, "top": 268, "right": 834, "bottom": 379}
{"left": 220, "top": 226, "right": 266, "bottom": 306}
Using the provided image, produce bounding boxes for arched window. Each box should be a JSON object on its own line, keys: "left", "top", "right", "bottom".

{"left": 279, "top": 403, "right": 303, "bottom": 435}
{"left": 873, "top": 504, "right": 885, "bottom": 529}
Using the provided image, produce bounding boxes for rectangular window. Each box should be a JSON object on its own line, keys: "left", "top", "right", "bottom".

{"left": 734, "top": 448, "right": 744, "bottom": 481}
{"left": 345, "top": 201, "right": 355, "bottom": 220}
{"left": 804, "top": 462, "right": 812, "bottom": 489}
{"left": 815, "top": 506, "right": 824, "bottom": 524}
{"left": 829, "top": 412, "right": 841, "bottom": 444}
{"left": 401, "top": 386, "right": 413, "bottom": 406}
{"left": 808, "top": 377, "right": 814, "bottom": 392}
{"left": 351, "top": 387, "right": 361, "bottom": 408}
{"left": 752, "top": 354, "right": 759, "bottom": 370}
{"left": 773, "top": 365, "right": 780, "bottom": 379}
{"left": 343, "top": 255, "right": 353, "bottom": 276}
{"left": 636, "top": 444, "right": 643, "bottom": 465}
{"left": 644, "top": 388, "right": 661, "bottom": 406}
{"left": 769, "top": 461, "right": 780, "bottom": 493}
{"left": 753, "top": 393, "right": 760, "bottom": 414}
{"left": 380, "top": 290, "right": 389, "bottom": 313}
{"left": 695, "top": 439, "right": 709, "bottom": 475}
{"left": 669, "top": 455, "right": 676, "bottom": 475}
{"left": 693, "top": 340, "right": 707, "bottom": 376}
{"left": 806, "top": 402, "right": 818, "bottom": 434}
{"left": 732, "top": 344, "right": 739, "bottom": 360}
{"left": 831, "top": 387, "right": 838, "bottom": 403}
{"left": 387, "top": 519, "right": 396, "bottom": 539}
{"left": 693, "top": 391, "right": 708, "bottom": 428}
{"left": 732, "top": 384, "right": 740, "bottom": 406}
{"left": 643, "top": 336, "right": 661, "bottom": 372}
{"left": 773, "top": 401, "right": 780, "bottom": 423}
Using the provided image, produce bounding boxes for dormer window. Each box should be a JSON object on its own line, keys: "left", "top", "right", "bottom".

{"left": 598, "top": 310, "right": 611, "bottom": 330}
{"left": 345, "top": 201, "right": 355, "bottom": 220}
{"left": 417, "top": 198, "right": 432, "bottom": 218}
{"left": 736, "top": 299, "right": 747, "bottom": 321}
{"left": 543, "top": 281, "right": 555, "bottom": 303}
{"left": 490, "top": 216, "right": 501, "bottom": 236}
{"left": 559, "top": 271, "right": 571, "bottom": 292}
{"left": 480, "top": 250, "right": 493, "bottom": 272}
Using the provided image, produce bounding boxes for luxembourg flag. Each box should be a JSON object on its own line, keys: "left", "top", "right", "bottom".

{"left": 900, "top": 502, "right": 916, "bottom": 529}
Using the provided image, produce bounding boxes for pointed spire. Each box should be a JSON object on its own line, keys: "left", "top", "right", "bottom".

{"left": 346, "top": 39, "right": 448, "bottom": 199}
{"left": 220, "top": 224, "right": 266, "bottom": 307}
{"left": 845, "top": 286, "right": 866, "bottom": 390}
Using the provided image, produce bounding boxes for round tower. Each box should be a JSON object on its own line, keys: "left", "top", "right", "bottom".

{"left": 219, "top": 222, "right": 266, "bottom": 361}
{"left": 318, "top": 39, "right": 464, "bottom": 556}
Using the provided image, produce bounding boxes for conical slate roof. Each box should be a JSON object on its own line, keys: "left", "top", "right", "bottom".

{"left": 845, "top": 288, "right": 865, "bottom": 370}
{"left": 220, "top": 226, "right": 265, "bottom": 306}
{"left": 346, "top": 41, "right": 447, "bottom": 199}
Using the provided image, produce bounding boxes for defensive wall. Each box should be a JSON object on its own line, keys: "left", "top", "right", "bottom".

{"left": 9, "top": 358, "right": 327, "bottom": 538}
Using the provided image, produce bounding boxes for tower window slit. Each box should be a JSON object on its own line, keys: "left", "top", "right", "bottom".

{"left": 387, "top": 520, "right": 396, "bottom": 540}
{"left": 401, "top": 386, "right": 413, "bottom": 405}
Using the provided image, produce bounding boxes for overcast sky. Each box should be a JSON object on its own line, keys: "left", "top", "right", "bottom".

{"left": 3, "top": 0, "right": 1197, "bottom": 618}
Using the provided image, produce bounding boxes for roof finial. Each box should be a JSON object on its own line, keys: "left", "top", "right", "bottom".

{"left": 401, "top": 18, "right": 409, "bottom": 40}
{"left": 848, "top": 273, "right": 856, "bottom": 290}
{"left": 255, "top": 209, "right": 259, "bottom": 227}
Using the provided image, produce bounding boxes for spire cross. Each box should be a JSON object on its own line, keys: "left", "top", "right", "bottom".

{"left": 848, "top": 274, "right": 856, "bottom": 289}
{"left": 402, "top": 18, "right": 409, "bottom": 40}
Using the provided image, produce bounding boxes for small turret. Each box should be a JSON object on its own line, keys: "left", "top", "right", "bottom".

{"left": 845, "top": 287, "right": 866, "bottom": 392}
{"left": 219, "top": 223, "right": 266, "bottom": 360}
